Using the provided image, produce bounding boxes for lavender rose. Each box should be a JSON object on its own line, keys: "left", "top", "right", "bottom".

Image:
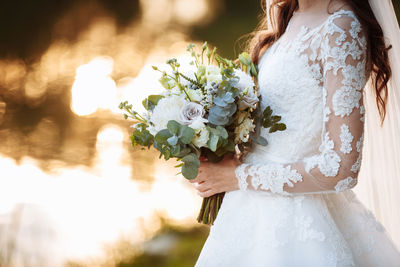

{"left": 238, "top": 89, "right": 259, "bottom": 110}
{"left": 179, "top": 102, "right": 207, "bottom": 125}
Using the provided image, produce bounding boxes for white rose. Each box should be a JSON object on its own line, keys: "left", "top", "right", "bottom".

{"left": 189, "top": 119, "right": 205, "bottom": 131}
{"left": 206, "top": 65, "right": 222, "bottom": 83}
{"left": 189, "top": 121, "right": 209, "bottom": 148}
{"left": 179, "top": 102, "right": 207, "bottom": 125}
{"left": 234, "top": 69, "right": 255, "bottom": 92}
{"left": 187, "top": 89, "right": 204, "bottom": 102}
{"left": 148, "top": 95, "right": 188, "bottom": 135}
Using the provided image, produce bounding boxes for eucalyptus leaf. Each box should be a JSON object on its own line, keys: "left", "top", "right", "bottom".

{"left": 213, "top": 97, "right": 228, "bottom": 107}
{"left": 222, "top": 68, "right": 235, "bottom": 78}
{"left": 250, "top": 134, "right": 268, "bottom": 146}
{"left": 219, "top": 138, "right": 228, "bottom": 148}
{"left": 167, "top": 120, "right": 180, "bottom": 135}
{"left": 225, "top": 139, "right": 236, "bottom": 152}
{"left": 163, "top": 148, "right": 171, "bottom": 160}
{"left": 132, "top": 127, "right": 153, "bottom": 147}
{"left": 176, "top": 147, "right": 192, "bottom": 158}
{"left": 181, "top": 153, "right": 201, "bottom": 168}
{"left": 219, "top": 80, "right": 231, "bottom": 91}
{"left": 167, "top": 135, "right": 179, "bottom": 146}
{"left": 179, "top": 125, "right": 195, "bottom": 144}
{"left": 142, "top": 95, "right": 164, "bottom": 111}
{"left": 222, "top": 92, "right": 234, "bottom": 103}
{"left": 182, "top": 163, "right": 199, "bottom": 180}
{"left": 209, "top": 103, "right": 237, "bottom": 124}
{"left": 209, "top": 105, "right": 231, "bottom": 117}
{"left": 171, "top": 144, "right": 181, "bottom": 156}
{"left": 203, "top": 150, "right": 224, "bottom": 163}
{"left": 148, "top": 95, "right": 164, "bottom": 105}
{"left": 208, "top": 113, "right": 230, "bottom": 126}
{"left": 215, "top": 139, "right": 235, "bottom": 157}
{"left": 226, "top": 103, "right": 237, "bottom": 116}
{"left": 216, "top": 126, "right": 228, "bottom": 139}
{"left": 208, "top": 133, "right": 219, "bottom": 152}
{"left": 155, "top": 129, "right": 172, "bottom": 143}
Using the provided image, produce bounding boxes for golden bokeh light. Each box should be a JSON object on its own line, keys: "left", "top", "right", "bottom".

{"left": 0, "top": 0, "right": 220, "bottom": 264}
{"left": 71, "top": 56, "right": 119, "bottom": 116}
{"left": 0, "top": 124, "right": 200, "bottom": 264}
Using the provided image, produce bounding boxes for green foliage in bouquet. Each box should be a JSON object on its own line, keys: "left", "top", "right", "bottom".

{"left": 120, "top": 42, "right": 286, "bottom": 225}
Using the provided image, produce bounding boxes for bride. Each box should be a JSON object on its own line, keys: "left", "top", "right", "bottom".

{"left": 189, "top": 0, "right": 400, "bottom": 266}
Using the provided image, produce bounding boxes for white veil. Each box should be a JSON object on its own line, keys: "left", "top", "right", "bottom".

{"left": 264, "top": 0, "right": 400, "bottom": 248}
{"left": 356, "top": 0, "right": 400, "bottom": 249}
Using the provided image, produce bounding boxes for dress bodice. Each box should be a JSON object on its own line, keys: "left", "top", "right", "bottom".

{"left": 236, "top": 9, "right": 368, "bottom": 195}
{"left": 254, "top": 26, "right": 325, "bottom": 162}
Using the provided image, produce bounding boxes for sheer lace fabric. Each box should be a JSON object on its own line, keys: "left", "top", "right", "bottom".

{"left": 235, "top": 10, "right": 367, "bottom": 195}
{"left": 196, "top": 8, "right": 400, "bottom": 267}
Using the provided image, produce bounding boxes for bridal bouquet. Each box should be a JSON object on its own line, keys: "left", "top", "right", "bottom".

{"left": 120, "top": 43, "right": 285, "bottom": 225}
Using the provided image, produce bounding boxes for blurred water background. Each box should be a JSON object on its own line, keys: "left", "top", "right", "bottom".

{"left": 0, "top": 1, "right": 399, "bottom": 266}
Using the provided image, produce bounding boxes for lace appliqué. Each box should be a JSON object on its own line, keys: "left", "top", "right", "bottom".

{"left": 235, "top": 163, "right": 303, "bottom": 195}
{"left": 351, "top": 134, "right": 364, "bottom": 173}
{"left": 332, "top": 85, "right": 362, "bottom": 117}
{"left": 340, "top": 124, "right": 353, "bottom": 154}
{"left": 235, "top": 164, "right": 249, "bottom": 190}
{"left": 351, "top": 156, "right": 361, "bottom": 173}
{"left": 324, "top": 13, "right": 366, "bottom": 119}
{"left": 295, "top": 214, "right": 326, "bottom": 242}
{"left": 356, "top": 133, "right": 363, "bottom": 153}
{"left": 234, "top": 10, "right": 366, "bottom": 195}
{"left": 304, "top": 132, "right": 341, "bottom": 177}
{"left": 334, "top": 177, "right": 357, "bottom": 192}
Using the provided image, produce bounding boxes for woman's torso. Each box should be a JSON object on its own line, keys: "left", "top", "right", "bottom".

{"left": 246, "top": 9, "right": 361, "bottom": 165}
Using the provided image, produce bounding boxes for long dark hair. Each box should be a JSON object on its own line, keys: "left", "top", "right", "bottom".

{"left": 248, "top": 0, "right": 392, "bottom": 123}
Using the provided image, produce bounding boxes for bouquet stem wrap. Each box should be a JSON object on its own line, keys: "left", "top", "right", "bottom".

{"left": 197, "top": 192, "right": 225, "bottom": 225}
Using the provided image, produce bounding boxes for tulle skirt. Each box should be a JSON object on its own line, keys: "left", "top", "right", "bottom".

{"left": 195, "top": 189, "right": 400, "bottom": 267}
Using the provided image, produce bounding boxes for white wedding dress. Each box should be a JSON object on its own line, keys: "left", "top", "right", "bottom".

{"left": 195, "top": 9, "right": 400, "bottom": 267}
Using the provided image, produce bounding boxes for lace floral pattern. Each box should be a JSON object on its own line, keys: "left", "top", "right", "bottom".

{"left": 235, "top": 9, "right": 366, "bottom": 195}
{"left": 332, "top": 86, "right": 362, "bottom": 117}
{"left": 247, "top": 163, "right": 303, "bottom": 194}
{"left": 196, "top": 9, "right": 400, "bottom": 267}
{"left": 334, "top": 177, "right": 357, "bottom": 192}
{"left": 356, "top": 133, "right": 364, "bottom": 152}
{"left": 234, "top": 164, "right": 248, "bottom": 191}
{"left": 340, "top": 124, "right": 354, "bottom": 154}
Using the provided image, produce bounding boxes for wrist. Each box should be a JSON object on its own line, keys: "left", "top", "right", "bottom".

{"left": 234, "top": 163, "right": 249, "bottom": 191}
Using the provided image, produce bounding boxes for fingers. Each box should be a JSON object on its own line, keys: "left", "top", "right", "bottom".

{"left": 190, "top": 175, "right": 205, "bottom": 183}
{"left": 198, "top": 189, "right": 216, "bottom": 198}
{"left": 189, "top": 167, "right": 207, "bottom": 183}
{"left": 194, "top": 181, "right": 211, "bottom": 192}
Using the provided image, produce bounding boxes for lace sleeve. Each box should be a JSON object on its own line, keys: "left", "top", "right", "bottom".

{"left": 235, "top": 13, "right": 367, "bottom": 195}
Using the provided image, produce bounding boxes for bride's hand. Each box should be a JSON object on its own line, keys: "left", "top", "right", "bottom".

{"left": 189, "top": 156, "right": 241, "bottom": 197}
